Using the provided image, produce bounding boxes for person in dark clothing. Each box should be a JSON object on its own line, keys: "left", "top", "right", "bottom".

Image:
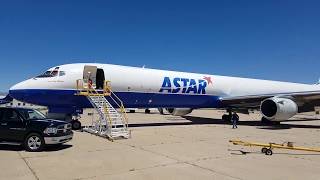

{"left": 232, "top": 113, "right": 239, "bottom": 129}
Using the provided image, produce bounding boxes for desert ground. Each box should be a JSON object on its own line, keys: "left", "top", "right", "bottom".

{"left": 1, "top": 109, "right": 320, "bottom": 180}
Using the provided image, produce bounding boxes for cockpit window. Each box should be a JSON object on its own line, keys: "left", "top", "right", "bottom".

{"left": 36, "top": 67, "right": 60, "bottom": 78}
{"left": 59, "top": 71, "right": 66, "bottom": 76}
{"left": 36, "top": 71, "right": 55, "bottom": 78}
{"left": 51, "top": 69, "right": 58, "bottom": 76}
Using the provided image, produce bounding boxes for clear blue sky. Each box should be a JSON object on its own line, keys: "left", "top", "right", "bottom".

{"left": 1, "top": 0, "right": 320, "bottom": 92}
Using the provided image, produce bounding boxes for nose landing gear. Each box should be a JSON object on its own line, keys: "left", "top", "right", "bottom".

{"left": 71, "top": 120, "right": 82, "bottom": 130}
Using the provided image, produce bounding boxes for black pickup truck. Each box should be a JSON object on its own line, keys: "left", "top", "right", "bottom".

{"left": 0, "top": 107, "right": 73, "bottom": 152}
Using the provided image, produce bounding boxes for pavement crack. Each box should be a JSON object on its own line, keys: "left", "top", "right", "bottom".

{"left": 18, "top": 152, "right": 40, "bottom": 180}
{"left": 77, "top": 161, "right": 182, "bottom": 180}
{"left": 185, "top": 161, "right": 243, "bottom": 180}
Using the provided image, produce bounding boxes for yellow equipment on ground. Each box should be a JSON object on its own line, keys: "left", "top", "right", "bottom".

{"left": 229, "top": 140, "right": 320, "bottom": 156}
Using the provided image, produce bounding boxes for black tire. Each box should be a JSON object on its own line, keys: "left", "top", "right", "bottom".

{"left": 222, "top": 114, "right": 232, "bottom": 123}
{"left": 265, "top": 149, "right": 273, "bottom": 156}
{"left": 222, "top": 114, "right": 228, "bottom": 121}
{"left": 261, "top": 147, "right": 268, "bottom": 153}
{"left": 145, "top": 109, "right": 151, "bottom": 114}
{"left": 24, "top": 133, "right": 45, "bottom": 152}
{"left": 129, "top": 110, "right": 136, "bottom": 113}
{"left": 71, "top": 120, "right": 81, "bottom": 130}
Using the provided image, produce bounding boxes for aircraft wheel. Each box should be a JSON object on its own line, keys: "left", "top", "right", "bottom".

{"left": 145, "top": 109, "right": 151, "bottom": 114}
{"left": 222, "top": 114, "right": 231, "bottom": 123}
{"left": 261, "top": 147, "right": 268, "bottom": 153}
{"left": 71, "top": 120, "right": 82, "bottom": 130}
{"left": 265, "top": 149, "right": 273, "bottom": 156}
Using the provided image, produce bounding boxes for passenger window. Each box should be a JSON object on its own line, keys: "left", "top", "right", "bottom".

{"left": 3, "top": 109, "right": 22, "bottom": 122}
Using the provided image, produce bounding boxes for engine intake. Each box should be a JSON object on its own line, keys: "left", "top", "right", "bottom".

{"left": 260, "top": 97, "right": 298, "bottom": 121}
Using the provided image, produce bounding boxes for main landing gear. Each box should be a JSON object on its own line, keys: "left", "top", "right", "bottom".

{"left": 222, "top": 111, "right": 239, "bottom": 123}
{"left": 222, "top": 114, "right": 232, "bottom": 123}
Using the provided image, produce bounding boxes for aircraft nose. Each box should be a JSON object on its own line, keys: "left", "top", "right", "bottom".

{"left": 9, "top": 79, "right": 31, "bottom": 101}
{"left": 10, "top": 80, "right": 28, "bottom": 91}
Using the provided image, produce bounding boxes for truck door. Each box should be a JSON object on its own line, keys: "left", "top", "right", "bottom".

{"left": 0, "top": 109, "right": 26, "bottom": 142}
{"left": 83, "top": 65, "right": 97, "bottom": 89}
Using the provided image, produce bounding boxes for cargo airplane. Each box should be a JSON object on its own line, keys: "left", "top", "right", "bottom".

{"left": 2, "top": 63, "right": 320, "bottom": 129}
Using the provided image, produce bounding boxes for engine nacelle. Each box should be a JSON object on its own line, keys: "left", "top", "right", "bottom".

{"left": 165, "top": 108, "right": 193, "bottom": 116}
{"left": 260, "top": 97, "right": 298, "bottom": 121}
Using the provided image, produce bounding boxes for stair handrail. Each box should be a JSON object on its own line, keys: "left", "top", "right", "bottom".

{"left": 104, "top": 80, "right": 129, "bottom": 126}
{"left": 76, "top": 79, "right": 128, "bottom": 127}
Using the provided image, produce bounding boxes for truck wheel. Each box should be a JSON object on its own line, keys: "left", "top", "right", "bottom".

{"left": 71, "top": 120, "right": 81, "bottom": 130}
{"left": 24, "top": 133, "right": 44, "bottom": 152}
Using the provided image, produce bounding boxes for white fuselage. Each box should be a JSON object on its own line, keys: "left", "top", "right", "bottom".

{"left": 9, "top": 63, "right": 320, "bottom": 114}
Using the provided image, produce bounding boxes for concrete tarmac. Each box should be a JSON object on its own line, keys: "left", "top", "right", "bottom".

{"left": 1, "top": 109, "right": 320, "bottom": 180}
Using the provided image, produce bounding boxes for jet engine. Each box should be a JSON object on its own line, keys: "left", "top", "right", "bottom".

{"left": 260, "top": 97, "right": 298, "bottom": 121}
{"left": 165, "top": 108, "right": 193, "bottom": 116}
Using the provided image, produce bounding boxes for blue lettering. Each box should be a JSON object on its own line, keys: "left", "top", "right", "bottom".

{"left": 159, "top": 77, "right": 172, "bottom": 93}
{"left": 197, "top": 80, "right": 207, "bottom": 94}
{"left": 159, "top": 77, "right": 208, "bottom": 94}
{"left": 186, "top": 79, "right": 197, "bottom": 94}
{"left": 181, "top": 78, "right": 190, "bottom": 93}
{"left": 172, "top": 78, "right": 181, "bottom": 93}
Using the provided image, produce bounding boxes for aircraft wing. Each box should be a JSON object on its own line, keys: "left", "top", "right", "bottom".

{"left": 0, "top": 95, "right": 13, "bottom": 104}
{"left": 221, "top": 91, "right": 320, "bottom": 109}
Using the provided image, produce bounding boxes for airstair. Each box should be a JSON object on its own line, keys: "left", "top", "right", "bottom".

{"left": 76, "top": 79, "right": 130, "bottom": 140}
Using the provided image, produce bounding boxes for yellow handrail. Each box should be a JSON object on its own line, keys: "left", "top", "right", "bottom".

{"left": 76, "top": 79, "right": 129, "bottom": 127}
{"left": 104, "top": 105, "right": 112, "bottom": 128}
{"left": 103, "top": 80, "right": 129, "bottom": 125}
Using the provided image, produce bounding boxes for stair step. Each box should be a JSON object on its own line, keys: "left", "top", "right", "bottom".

{"left": 87, "top": 92, "right": 129, "bottom": 139}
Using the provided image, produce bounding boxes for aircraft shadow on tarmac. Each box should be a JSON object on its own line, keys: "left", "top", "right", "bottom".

{"left": 0, "top": 144, "right": 72, "bottom": 152}
{"left": 129, "top": 116, "right": 320, "bottom": 130}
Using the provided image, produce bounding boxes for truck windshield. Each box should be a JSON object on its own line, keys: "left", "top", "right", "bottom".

{"left": 18, "top": 109, "right": 46, "bottom": 120}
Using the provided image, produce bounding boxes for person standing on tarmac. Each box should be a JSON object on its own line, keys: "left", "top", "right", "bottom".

{"left": 232, "top": 113, "right": 239, "bottom": 129}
